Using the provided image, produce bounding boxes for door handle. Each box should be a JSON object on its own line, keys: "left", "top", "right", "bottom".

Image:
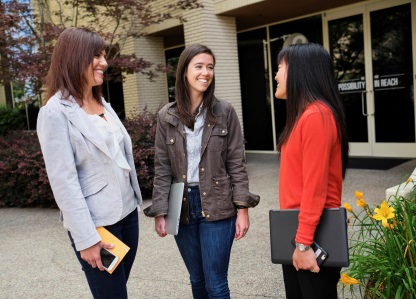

{"left": 369, "top": 90, "right": 374, "bottom": 116}
{"left": 361, "top": 92, "right": 368, "bottom": 116}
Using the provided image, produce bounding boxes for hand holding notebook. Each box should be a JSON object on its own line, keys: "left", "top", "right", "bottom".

{"left": 96, "top": 227, "right": 130, "bottom": 274}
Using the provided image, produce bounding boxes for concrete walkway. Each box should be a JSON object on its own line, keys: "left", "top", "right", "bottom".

{"left": 1, "top": 154, "right": 415, "bottom": 298}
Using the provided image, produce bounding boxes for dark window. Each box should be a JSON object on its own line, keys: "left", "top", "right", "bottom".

{"left": 238, "top": 28, "right": 274, "bottom": 150}
{"left": 165, "top": 47, "right": 184, "bottom": 103}
{"left": 269, "top": 14, "right": 324, "bottom": 144}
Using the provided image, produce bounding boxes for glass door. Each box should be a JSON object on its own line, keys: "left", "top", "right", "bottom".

{"left": 325, "top": 0, "right": 416, "bottom": 157}
{"left": 327, "top": 11, "right": 369, "bottom": 155}
{"left": 368, "top": 1, "right": 415, "bottom": 156}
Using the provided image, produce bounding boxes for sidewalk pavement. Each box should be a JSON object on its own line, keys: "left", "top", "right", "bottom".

{"left": 1, "top": 153, "right": 415, "bottom": 299}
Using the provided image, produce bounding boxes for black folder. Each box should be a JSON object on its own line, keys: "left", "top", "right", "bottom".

{"left": 269, "top": 208, "right": 349, "bottom": 267}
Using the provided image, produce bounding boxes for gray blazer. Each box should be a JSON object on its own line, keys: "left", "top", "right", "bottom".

{"left": 37, "top": 91, "right": 142, "bottom": 251}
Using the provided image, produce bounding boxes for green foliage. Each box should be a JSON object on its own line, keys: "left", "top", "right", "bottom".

{"left": 0, "top": 105, "right": 24, "bottom": 135}
{"left": 12, "top": 82, "right": 24, "bottom": 100}
{"left": 341, "top": 185, "right": 416, "bottom": 298}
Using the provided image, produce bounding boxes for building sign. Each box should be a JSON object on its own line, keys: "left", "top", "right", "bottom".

{"left": 338, "top": 74, "right": 405, "bottom": 93}
{"left": 338, "top": 78, "right": 366, "bottom": 93}
{"left": 373, "top": 74, "right": 405, "bottom": 91}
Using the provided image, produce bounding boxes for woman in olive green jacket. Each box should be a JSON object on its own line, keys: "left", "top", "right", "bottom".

{"left": 144, "top": 44, "right": 259, "bottom": 299}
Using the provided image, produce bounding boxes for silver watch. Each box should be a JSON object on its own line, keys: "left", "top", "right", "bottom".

{"left": 296, "top": 243, "right": 311, "bottom": 252}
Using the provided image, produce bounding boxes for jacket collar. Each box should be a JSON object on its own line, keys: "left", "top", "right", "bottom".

{"left": 57, "top": 91, "right": 111, "bottom": 158}
{"left": 165, "top": 98, "right": 220, "bottom": 157}
{"left": 165, "top": 97, "right": 220, "bottom": 125}
{"left": 166, "top": 102, "right": 180, "bottom": 127}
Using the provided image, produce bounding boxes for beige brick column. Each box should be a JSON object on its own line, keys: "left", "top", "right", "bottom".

{"left": 182, "top": 1, "right": 243, "bottom": 127}
{"left": 122, "top": 36, "right": 168, "bottom": 117}
{"left": 0, "top": 85, "right": 6, "bottom": 106}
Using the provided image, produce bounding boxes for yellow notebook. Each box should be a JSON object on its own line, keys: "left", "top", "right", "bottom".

{"left": 96, "top": 227, "right": 130, "bottom": 274}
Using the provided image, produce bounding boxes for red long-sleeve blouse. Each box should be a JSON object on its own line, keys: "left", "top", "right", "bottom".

{"left": 279, "top": 101, "right": 342, "bottom": 245}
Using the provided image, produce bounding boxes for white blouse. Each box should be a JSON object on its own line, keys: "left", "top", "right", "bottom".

{"left": 88, "top": 108, "right": 139, "bottom": 218}
{"left": 185, "top": 104, "right": 206, "bottom": 186}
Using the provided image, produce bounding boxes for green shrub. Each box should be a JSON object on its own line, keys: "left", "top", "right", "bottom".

{"left": 341, "top": 187, "right": 416, "bottom": 298}
{"left": 0, "top": 105, "right": 25, "bottom": 135}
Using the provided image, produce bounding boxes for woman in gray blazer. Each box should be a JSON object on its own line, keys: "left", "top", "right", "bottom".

{"left": 37, "top": 27, "right": 142, "bottom": 299}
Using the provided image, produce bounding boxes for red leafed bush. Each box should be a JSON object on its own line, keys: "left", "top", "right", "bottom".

{"left": 0, "top": 109, "right": 157, "bottom": 207}
{"left": 0, "top": 130, "right": 55, "bottom": 207}
{"left": 123, "top": 108, "right": 157, "bottom": 199}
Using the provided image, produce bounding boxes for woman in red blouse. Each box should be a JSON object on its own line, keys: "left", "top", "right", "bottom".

{"left": 275, "top": 43, "right": 349, "bottom": 298}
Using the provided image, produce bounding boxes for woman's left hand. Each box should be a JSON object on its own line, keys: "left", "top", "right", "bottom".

{"left": 292, "top": 248, "right": 320, "bottom": 273}
{"left": 235, "top": 208, "right": 250, "bottom": 240}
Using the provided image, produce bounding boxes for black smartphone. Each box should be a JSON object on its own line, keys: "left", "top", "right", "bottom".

{"left": 311, "top": 241, "right": 329, "bottom": 267}
{"left": 291, "top": 239, "right": 329, "bottom": 267}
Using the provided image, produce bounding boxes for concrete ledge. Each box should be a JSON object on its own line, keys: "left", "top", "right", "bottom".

{"left": 385, "top": 168, "right": 416, "bottom": 199}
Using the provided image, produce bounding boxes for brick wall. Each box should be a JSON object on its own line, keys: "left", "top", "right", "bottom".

{"left": 182, "top": 0, "right": 244, "bottom": 129}
{"left": 122, "top": 36, "right": 168, "bottom": 116}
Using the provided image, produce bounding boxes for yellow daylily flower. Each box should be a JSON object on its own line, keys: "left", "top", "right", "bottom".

{"left": 373, "top": 201, "right": 395, "bottom": 228}
{"left": 340, "top": 273, "right": 360, "bottom": 285}
{"left": 356, "top": 198, "right": 367, "bottom": 208}
{"left": 354, "top": 191, "right": 367, "bottom": 207}
{"left": 343, "top": 203, "right": 353, "bottom": 213}
{"left": 406, "top": 177, "right": 413, "bottom": 184}
{"left": 355, "top": 191, "right": 363, "bottom": 200}
{"left": 385, "top": 218, "right": 397, "bottom": 230}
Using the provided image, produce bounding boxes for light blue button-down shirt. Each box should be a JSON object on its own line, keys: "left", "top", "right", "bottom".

{"left": 185, "top": 105, "right": 206, "bottom": 185}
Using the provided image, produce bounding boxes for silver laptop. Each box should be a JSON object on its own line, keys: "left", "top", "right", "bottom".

{"left": 269, "top": 208, "right": 349, "bottom": 267}
{"left": 165, "top": 182, "right": 185, "bottom": 235}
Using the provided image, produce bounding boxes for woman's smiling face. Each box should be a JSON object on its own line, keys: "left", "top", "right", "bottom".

{"left": 86, "top": 50, "right": 108, "bottom": 89}
{"left": 185, "top": 53, "right": 214, "bottom": 98}
{"left": 274, "top": 60, "right": 288, "bottom": 100}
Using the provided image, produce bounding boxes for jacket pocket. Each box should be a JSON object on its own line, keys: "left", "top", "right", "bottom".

{"left": 213, "top": 175, "right": 233, "bottom": 211}
{"left": 166, "top": 136, "right": 176, "bottom": 158}
{"left": 80, "top": 171, "right": 108, "bottom": 198}
{"left": 208, "top": 127, "right": 227, "bottom": 152}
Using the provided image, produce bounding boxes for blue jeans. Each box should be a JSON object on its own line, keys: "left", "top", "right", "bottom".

{"left": 68, "top": 208, "right": 139, "bottom": 299}
{"left": 174, "top": 186, "right": 236, "bottom": 299}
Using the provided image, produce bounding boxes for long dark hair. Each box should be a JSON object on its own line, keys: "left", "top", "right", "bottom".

{"left": 45, "top": 27, "right": 107, "bottom": 105}
{"left": 175, "top": 44, "right": 216, "bottom": 130}
{"left": 277, "top": 43, "right": 349, "bottom": 178}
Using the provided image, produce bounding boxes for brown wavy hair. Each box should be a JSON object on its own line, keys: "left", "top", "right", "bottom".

{"left": 45, "top": 27, "right": 106, "bottom": 105}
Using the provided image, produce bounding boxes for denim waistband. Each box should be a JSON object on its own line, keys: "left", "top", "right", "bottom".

{"left": 188, "top": 185, "right": 199, "bottom": 191}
